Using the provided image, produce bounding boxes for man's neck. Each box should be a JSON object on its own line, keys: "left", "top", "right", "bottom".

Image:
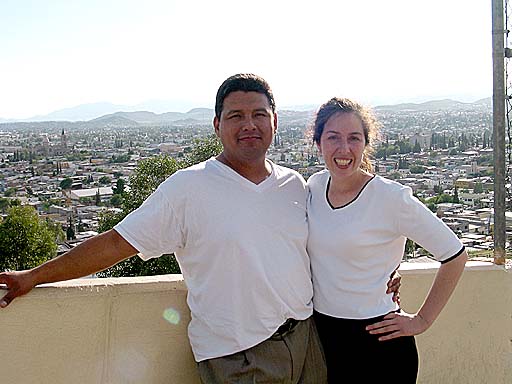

{"left": 216, "top": 153, "right": 271, "bottom": 185}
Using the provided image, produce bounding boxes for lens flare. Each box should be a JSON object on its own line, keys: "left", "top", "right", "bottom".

{"left": 163, "top": 307, "right": 180, "bottom": 325}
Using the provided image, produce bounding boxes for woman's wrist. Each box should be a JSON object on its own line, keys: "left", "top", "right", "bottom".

{"left": 416, "top": 312, "right": 431, "bottom": 328}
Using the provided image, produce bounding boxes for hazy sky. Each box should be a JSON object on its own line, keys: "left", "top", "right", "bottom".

{"left": 0, "top": 0, "right": 493, "bottom": 119}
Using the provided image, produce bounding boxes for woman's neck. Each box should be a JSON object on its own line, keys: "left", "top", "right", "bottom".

{"left": 327, "top": 169, "right": 373, "bottom": 207}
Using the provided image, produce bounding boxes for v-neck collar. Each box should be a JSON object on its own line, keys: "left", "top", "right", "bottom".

{"left": 325, "top": 173, "right": 376, "bottom": 210}
{"left": 211, "top": 158, "right": 275, "bottom": 192}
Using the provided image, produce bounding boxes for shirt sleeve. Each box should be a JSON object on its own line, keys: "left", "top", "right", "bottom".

{"left": 114, "top": 185, "right": 185, "bottom": 260}
{"left": 396, "top": 186, "right": 463, "bottom": 262}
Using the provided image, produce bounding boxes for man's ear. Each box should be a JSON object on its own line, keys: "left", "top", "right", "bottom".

{"left": 273, "top": 112, "right": 278, "bottom": 134}
{"left": 316, "top": 142, "right": 322, "bottom": 156}
{"left": 213, "top": 117, "right": 220, "bottom": 137}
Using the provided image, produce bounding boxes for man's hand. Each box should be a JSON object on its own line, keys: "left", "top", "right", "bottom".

{"left": 386, "top": 269, "right": 401, "bottom": 305}
{"left": 0, "top": 270, "right": 36, "bottom": 308}
{"left": 365, "top": 311, "right": 430, "bottom": 341}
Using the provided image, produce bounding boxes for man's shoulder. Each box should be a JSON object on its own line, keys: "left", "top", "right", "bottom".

{"left": 176, "top": 158, "right": 216, "bottom": 176}
{"left": 159, "top": 159, "right": 214, "bottom": 191}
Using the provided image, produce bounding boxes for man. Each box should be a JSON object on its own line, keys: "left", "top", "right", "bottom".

{"left": 0, "top": 74, "right": 398, "bottom": 383}
{"left": 0, "top": 74, "right": 327, "bottom": 383}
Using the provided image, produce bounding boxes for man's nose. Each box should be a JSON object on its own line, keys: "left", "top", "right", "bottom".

{"left": 241, "top": 117, "right": 257, "bottom": 130}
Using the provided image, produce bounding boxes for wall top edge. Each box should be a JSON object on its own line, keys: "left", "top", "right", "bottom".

{"left": 399, "top": 260, "right": 507, "bottom": 273}
{"left": 0, "top": 262, "right": 507, "bottom": 297}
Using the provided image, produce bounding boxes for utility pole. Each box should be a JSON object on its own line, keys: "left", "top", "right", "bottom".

{"left": 492, "top": 0, "right": 506, "bottom": 265}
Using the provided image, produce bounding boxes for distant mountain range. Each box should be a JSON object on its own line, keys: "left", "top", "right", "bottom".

{"left": 374, "top": 97, "right": 491, "bottom": 112}
{"left": 0, "top": 97, "right": 492, "bottom": 125}
{"left": 90, "top": 108, "right": 214, "bottom": 125}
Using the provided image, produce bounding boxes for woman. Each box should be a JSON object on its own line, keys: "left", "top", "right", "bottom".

{"left": 307, "top": 97, "right": 467, "bottom": 382}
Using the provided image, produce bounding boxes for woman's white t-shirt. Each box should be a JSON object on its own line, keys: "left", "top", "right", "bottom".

{"left": 307, "top": 171, "right": 463, "bottom": 319}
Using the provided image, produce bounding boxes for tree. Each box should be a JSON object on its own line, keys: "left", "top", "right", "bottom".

{"left": 375, "top": 146, "right": 387, "bottom": 159}
{"left": 98, "top": 175, "right": 111, "bottom": 185}
{"left": 59, "top": 178, "right": 73, "bottom": 190}
{"left": 95, "top": 189, "right": 101, "bottom": 206}
{"left": 0, "top": 206, "right": 63, "bottom": 271}
{"left": 0, "top": 198, "right": 10, "bottom": 214}
{"left": 482, "top": 130, "right": 490, "bottom": 148}
{"left": 182, "top": 135, "right": 223, "bottom": 167}
{"left": 122, "top": 154, "right": 183, "bottom": 213}
{"left": 66, "top": 216, "right": 76, "bottom": 240}
{"left": 111, "top": 153, "right": 130, "bottom": 163}
{"left": 110, "top": 194, "right": 123, "bottom": 207}
{"left": 413, "top": 140, "right": 421, "bottom": 153}
{"left": 426, "top": 202, "right": 437, "bottom": 213}
{"left": 95, "top": 254, "right": 180, "bottom": 278}
{"left": 396, "top": 139, "right": 412, "bottom": 154}
{"left": 453, "top": 186, "right": 460, "bottom": 203}
{"left": 409, "top": 165, "right": 426, "bottom": 174}
{"left": 404, "top": 239, "right": 418, "bottom": 260}
{"left": 427, "top": 193, "right": 453, "bottom": 205}
{"left": 4, "top": 187, "right": 16, "bottom": 197}
{"left": 112, "top": 178, "right": 125, "bottom": 195}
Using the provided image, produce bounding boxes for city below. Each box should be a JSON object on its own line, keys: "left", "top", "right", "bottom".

{"left": 0, "top": 96, "right": 507, "bottom": 263}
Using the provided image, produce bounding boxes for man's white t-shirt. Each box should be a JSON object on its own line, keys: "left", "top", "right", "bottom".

{"left": 115, "top": 158, "right": 313, "bottom": 361}
{"left": 307, "top": 171, "right": 464, "bottom": 319}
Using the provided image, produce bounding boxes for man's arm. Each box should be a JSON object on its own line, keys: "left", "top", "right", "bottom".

{"left": 0, "top": 229, "right": 137, "bottom": 308}
{"left": 387, "top": 268, "right": 401, "bottom": 305}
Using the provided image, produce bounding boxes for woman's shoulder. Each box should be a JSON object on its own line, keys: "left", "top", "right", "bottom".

{"left": 306, "top": 169, "right": 329, "bottom": 186}
{"left": 371, "top": 175, "right": 412, "bottom": 195}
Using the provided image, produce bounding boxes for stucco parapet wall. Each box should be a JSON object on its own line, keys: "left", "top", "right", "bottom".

{"left": 29, "top": 273, "right": 188, "bottom": 295}
{"left": 1, "top": 263, "right": 510, "bottom": 384}
{"left": 0, "top": 273, "right": 199, "bottom": 384}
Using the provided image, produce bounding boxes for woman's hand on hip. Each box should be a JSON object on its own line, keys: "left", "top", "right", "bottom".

{"left": 365, "top": 311, "right": 430, "bottom": 341}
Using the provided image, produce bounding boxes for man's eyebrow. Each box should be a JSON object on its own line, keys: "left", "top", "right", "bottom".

{"left": 225, "top": 107, "right": 270, "bottom": 115}
{"left": 324, "top": 130, "right": 363, "bottom": 135}
{"left": 224, "top": 109, "right": 241, "bottom": 115}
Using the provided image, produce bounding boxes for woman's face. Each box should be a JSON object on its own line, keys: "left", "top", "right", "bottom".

{"left": 318, "top": 112, "right": 366, "bottom": 179}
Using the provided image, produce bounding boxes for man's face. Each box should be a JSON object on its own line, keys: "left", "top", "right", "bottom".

{"left": 214, "top": 91, "right": 277, "bottom": 164}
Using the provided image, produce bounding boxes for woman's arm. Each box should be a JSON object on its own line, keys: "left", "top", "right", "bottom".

{"left": 366, "top": 250, "right": 468, "bottom": 341}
